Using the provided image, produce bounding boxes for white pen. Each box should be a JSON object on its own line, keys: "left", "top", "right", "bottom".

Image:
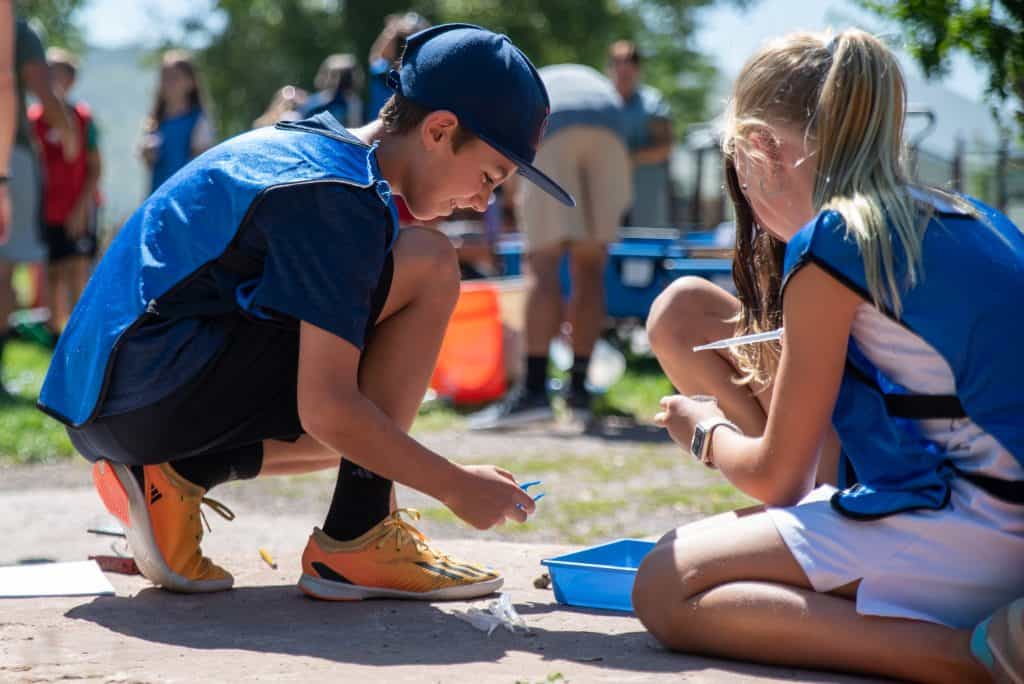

{"left": 692, "top": 328, "right": 784, "bottom": 352}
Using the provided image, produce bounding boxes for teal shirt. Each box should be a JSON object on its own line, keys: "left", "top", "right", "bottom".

{"left": 15, "top": 19, "right": 46, "bottom": 149}
{"left": 622, "top": 85, "right": 672, "bottom": 227}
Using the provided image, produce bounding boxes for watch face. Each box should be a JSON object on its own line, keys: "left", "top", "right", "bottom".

{"left": 690, "top": 426, "right": 706, "bottom": 459}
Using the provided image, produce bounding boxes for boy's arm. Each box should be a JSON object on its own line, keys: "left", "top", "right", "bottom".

{"left": 632, "top": 117, "right": 673, "bottom": 166}
{"left": 68, "top": 121, "right": 100, "bottom": 239}
{"left": 296, "top": 320, "right": 536, "bottom": 529}
{"left": 22, "top": 60, "right": 79, "bottom": 161}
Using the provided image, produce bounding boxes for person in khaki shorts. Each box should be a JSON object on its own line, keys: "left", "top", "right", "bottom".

{"left": 474, "top": 64, "right": 630, "bottom": 429}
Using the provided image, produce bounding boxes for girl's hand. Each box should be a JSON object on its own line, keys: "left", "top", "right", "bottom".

{"left": 140, "top": 133, "right": 161, "bottom": 166}
{"left": 654, "top": 395, "right": 726, "bottom": 450}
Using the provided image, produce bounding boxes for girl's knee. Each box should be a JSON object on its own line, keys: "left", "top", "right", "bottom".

{"left": 633, "top": 544, "right": 689, "bottom": 641}
{"left": 634, "top": 543, "right": 732, "bottom": 652}
{"left": 646, "top": 276, "right": 725, "bottom": 351}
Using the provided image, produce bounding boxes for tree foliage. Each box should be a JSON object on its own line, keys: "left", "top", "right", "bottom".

{"left": 183, "top": 0, "right": 743, "bottom": 136}
{"left": 18, "top": 0, "right": 87, "bottom": 51}
{"left": 859, "top": 1, "right": 1024, "bottom": 130}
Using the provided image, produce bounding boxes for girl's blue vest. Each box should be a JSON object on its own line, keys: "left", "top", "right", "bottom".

{"left": 151, "top": 109, "right": 202, "bottom": 193}
{"left": 783, "top": 191, "right": 1024, "bottom": 518}
{"left": 40, "top": 114, "right": 398, "bottom": 427}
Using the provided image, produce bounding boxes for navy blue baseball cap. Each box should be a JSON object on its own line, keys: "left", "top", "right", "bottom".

{"left": 387, "top": 23, "right": 575, "bottom": 207}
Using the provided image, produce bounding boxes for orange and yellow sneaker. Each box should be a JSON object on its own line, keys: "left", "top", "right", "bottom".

{"left": 91, "top": 460, "right": 234, "bottom": 593}
{"left": 298, "top": 509, "right": 502, "bottom": 601}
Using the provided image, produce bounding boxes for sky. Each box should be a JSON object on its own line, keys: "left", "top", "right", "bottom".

{"left": 78, "top": 0, "right": 992, "bottom": 103}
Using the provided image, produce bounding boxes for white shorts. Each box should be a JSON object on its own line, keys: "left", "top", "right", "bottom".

{"left": 767, "top": 482, "right": 1024, "bottom": 628}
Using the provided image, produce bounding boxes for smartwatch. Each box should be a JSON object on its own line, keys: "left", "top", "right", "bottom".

{"left": 690, "top": 418, "right": 742, "bottom": 468}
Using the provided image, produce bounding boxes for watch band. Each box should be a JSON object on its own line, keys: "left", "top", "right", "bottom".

{"left": 692, "top": 418, "right": 742, "bottom": 468}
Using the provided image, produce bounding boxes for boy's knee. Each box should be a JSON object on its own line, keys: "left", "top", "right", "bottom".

{"left": 646, "top": 277, "right": 721, "bottom": 351}
{"left": 395, "top": 228, "right": 460, "bottom": 298}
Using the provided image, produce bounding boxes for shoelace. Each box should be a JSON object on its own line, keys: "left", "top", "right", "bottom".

{"left": 378, "top": 508, "right": 443, "bottom": 556}
{"left": 197, "top": 496, "right": 235, "bottom": 535}
{"left": 377, "top": 509, "right": 495, "bottom": 578}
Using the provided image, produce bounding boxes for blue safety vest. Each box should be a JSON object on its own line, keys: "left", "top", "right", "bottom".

{"left": 782, "top": 190, "right": 1024, "bottom": 518}
{"left": 40, "top": 113, "right": 399, "bottom": 427}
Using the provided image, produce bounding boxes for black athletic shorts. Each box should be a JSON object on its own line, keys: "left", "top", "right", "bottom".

{"left": 67, "top": 252, "right": 394, "bottom": 467}
{"left": 45, "top": 220, "right": 98, "bottom": 264}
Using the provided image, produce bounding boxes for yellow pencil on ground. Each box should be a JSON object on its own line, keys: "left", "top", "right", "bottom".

{"left": 259, "top": 547, "right": 277, "bottom": 569}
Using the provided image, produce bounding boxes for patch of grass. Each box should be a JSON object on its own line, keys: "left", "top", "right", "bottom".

{"left": 637, "top": 484, "right": 756, "bottom": 515}
{"left": 412, "top": 401, "right": 464, "bottom": 432}
{"left": 0, "top": 340, "right": 74, "bottom": 464}
{"left": 556, "top": 498, "right": 625, "bottom": 518}
{"left": 419, "top": 507, "right": 459, "bottom": 525}
{"left": 413, "top": 350, "right": 675, "bottom": 433}
{"left": 500, "top": 520, "right": 540, "bottom": 535}
{"left": 593, "top": 354, "right": 673, "bottom": 421}
{"left": 487, "top": 454, "right": 582, "bottom": 475}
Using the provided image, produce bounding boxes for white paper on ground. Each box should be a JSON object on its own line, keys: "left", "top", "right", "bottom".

{"left": 0, "top": 560, "right": 115, "bottom": 598}
{"left": 452, "top": 593, "right": 531, "bottom": 636}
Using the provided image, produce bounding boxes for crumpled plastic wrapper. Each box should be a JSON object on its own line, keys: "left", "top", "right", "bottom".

{"left": 452, "top": 593, "right": 532, "bottom": 636}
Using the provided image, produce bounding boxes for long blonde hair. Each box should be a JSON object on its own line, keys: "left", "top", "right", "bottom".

{"left": 721, "top": 29, "right": 961, "bottom": 386}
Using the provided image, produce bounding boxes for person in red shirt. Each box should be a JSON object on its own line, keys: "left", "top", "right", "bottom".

{"left": 29, "top": 48, "right": 102, "bottom": 335}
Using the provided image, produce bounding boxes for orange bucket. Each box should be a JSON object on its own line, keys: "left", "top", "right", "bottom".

{"left": 430, "top": 281, "right": 507, "bottom": 404}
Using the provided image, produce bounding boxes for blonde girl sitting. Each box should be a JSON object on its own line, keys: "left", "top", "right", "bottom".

{"left": 636, "top": 29, "right": 1024, "bottom": 684}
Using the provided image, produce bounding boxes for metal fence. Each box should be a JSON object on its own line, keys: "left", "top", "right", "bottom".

{"left": 670, "top": 110, "right": 1024, "bottom": 231}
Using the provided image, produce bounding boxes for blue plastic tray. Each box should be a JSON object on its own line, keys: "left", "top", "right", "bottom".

{"left": 541, "top": 539, "right": 655, "bottom": 612}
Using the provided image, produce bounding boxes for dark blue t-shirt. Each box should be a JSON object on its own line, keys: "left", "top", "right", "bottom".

{"left": 299, "top": 91, "right": 351, "bottom": 127}
{"left": 100, "top": 181, "right": 392, "bottom": 416}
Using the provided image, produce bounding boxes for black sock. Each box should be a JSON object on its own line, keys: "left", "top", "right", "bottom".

{"left": 322, "top": 460, "right": 393, "bottom": 541}
{"left": 525, "top": 355, "right": 548, "bottom": 396}
{"left": 166, "top": 444, "right": 264, "bottom": 491}
{"left": 571, "top": 355, "right": 590, "bottom": 395}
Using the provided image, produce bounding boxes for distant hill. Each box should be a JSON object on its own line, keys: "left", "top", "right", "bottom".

{"left": 73, "top": 46, "right": 156, "bottom": 234}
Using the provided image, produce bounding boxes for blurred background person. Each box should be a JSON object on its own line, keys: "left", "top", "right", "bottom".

{"left": 0, "top": 0, "right": 15, "bottom": 243}
{"left": 608, "top": 40, "right": 673, "bottom": 228}
{"left": 0, "top": 17, "right": 79, "bottom": 393}
{"left": 296, "top": 53, "right": 362, "bottom": 127}
{"left": 364, "top": 11, "right": 430, "bottom": 122}
{"left": 472, "top": 64, "right": 631, "bottom": 429}
{"left": 252, "top": 84, "right": 308, "bottom": 128}
{"left": 139, "top": 49, "right": 215, "bottom": 195}
{"left": 365, "top": 11, "right": 431, "bottom": 228}
{"left": 30, "top": 47, "right": 102, "bottom": 339}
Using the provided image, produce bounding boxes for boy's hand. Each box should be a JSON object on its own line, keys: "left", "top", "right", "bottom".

{"left": 442, "top": 464, "right": 537, "bottom": 530}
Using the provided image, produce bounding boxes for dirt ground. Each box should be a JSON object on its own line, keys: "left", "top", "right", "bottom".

{"left": 0, "top": 428, "right": 887, "bottom": 684}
